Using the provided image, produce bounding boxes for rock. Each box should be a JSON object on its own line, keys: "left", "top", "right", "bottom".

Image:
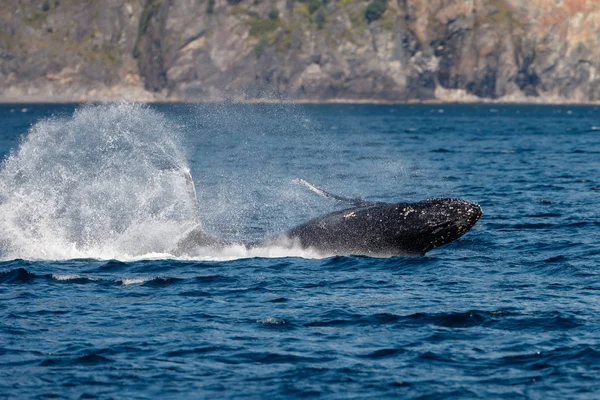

{"left": 0, "top": 0, "right": 599, "bottom": 103}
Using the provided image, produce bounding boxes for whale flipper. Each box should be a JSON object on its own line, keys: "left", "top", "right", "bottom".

{"left": 182, "top": 168, "right": 202, "bottom": 225}
{"left": 296, "top": 179, "right": 376, "bottom": 207}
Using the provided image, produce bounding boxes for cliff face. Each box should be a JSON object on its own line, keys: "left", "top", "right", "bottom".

{"left": 1, "top": 0, "right": 599, "bottom": 102}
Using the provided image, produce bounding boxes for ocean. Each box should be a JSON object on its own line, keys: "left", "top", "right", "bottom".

{"left": 0, "top": 103, "right": 599, "bottom": 399}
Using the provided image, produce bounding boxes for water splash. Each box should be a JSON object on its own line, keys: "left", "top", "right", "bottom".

{"left": 0, "top": 102, "right": 329, "bottom": 261}
{"left": 0, "top": 103, "right": 199, "bottom": 260}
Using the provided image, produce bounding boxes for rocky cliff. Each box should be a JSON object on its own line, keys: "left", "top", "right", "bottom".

{"left": 1, "top": 0, "right": 599, "bottom": 102}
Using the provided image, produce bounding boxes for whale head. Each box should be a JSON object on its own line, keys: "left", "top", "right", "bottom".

{"left": 396, "top": 198, "right": 483, "bottom": 254}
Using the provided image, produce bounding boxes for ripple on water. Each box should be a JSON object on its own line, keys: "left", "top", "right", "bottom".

{"left": 0, "top": 268, "right": 35, "bottom": 283}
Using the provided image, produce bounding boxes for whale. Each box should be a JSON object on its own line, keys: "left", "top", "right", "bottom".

{"left": 173, "top": 179, "right": 483, "bottom": 257}
{"left": 260, "top": 197, "right": 482, "bottom": 256}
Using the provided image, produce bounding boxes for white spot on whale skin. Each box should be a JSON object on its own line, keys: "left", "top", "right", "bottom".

{"left": 400, "top": 207, "right": 415, "bottom": 217}
{"left": 344, "top": 211, "right": 357, "bottom": 219}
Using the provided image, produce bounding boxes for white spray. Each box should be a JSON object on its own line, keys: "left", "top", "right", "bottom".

{"left": 0, "top": 103, "right": 199, "bottom": 260}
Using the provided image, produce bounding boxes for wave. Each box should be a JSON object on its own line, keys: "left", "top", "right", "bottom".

{"left": 0, "top": 267, "right": 186, "bottom": 287}
{"left": 0, "top": 267, "right": 34, "bottom": 283}
{"left": 39, "top": 353, "right": 114, "bottom": 367}
{"left": 301, "top": 309, "right": 583, "bottom": 331}
{"left": 499, "top": 345, "right": 600, "bottom": 370}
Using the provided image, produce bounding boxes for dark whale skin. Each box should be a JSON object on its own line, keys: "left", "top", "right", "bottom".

{"left": 268, "top": 198, "right": 483, "bottom": 256}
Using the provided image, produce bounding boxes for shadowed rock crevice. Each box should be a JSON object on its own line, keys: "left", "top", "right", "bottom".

{"left": 133, "top": 0, "right": 169, "bottom": 92}
{"left": 515, "top": 46, "right": 541, "bottom": 97}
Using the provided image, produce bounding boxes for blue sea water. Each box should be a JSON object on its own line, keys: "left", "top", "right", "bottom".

{"left": 0, "top": 103, "right": 599, "bottom": 399}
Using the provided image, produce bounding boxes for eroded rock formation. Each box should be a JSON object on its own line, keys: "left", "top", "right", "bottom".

{"left": 1, "top": 0, "right": 598, "bottom": 102}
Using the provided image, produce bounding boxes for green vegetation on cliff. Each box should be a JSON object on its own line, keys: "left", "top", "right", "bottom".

{"left": 365, "top": 0, "right": 386, "bottom": 23}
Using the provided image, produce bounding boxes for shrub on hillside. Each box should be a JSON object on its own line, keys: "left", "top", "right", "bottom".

{"left": 308, "top": 0, "right": 321, "bottom": 14}
{"left": 365, "top": 0, "right": 387, "bottom": 23}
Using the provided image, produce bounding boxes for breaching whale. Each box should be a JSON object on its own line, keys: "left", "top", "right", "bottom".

{"left": 173, "top": 179, "right": 482, "bottom": 257}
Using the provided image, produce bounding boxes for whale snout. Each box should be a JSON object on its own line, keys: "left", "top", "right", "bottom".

{"left": 414, "top": 198, "right": 482, "bottom": 252}
{"left": 437, "top": 198, "right": 482, "bottom": 232}
{"left": 455, "top": 200, "right": 483, "bottom": 230}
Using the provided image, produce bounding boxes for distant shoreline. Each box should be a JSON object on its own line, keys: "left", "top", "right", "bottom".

{"left": 0, "top": 97, "right": 598, "bottom": 106}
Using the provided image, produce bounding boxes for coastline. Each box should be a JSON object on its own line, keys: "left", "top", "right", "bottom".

{"left": 1, "top": 96, "right": 599, "bottom": 106}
